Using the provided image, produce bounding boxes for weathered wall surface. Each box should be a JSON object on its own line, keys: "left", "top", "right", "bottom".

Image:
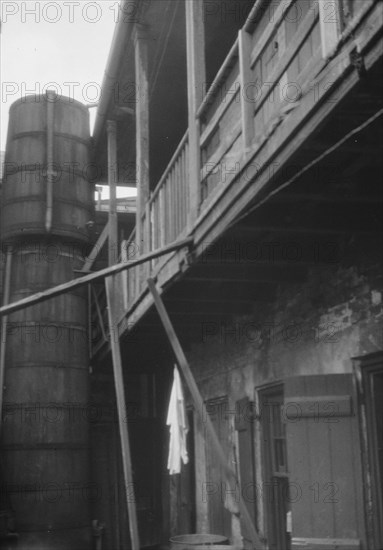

{"left": 183, "top": 240, "right": 382, "bottom": 543}
{"left": 188, "top": 261, "right": 383, "bottom": 400}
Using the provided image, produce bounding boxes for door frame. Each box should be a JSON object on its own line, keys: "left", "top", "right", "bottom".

{"left": 256, "top": 381, "right": 291, "bottom": 550}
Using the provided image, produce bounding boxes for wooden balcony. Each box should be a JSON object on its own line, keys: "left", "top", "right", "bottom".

{"left": 90, "top": 0, "right": 383, "bottom": 358}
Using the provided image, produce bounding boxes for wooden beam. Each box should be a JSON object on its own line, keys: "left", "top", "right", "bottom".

{"left": 0, "top": 247, "right": 13, "bottom": 431}
{"left": 0, "top": 237, "right": 193, "bottom": 317}
{"left": 107, "top": 120, "right": 118, "bottom": 266}
{"left": 185, "top": 0, "right": 205, "bottom": 227}
{"left": 105, "top": 276, "right": 140, "bottom": 550}
{"left": 318, "top": 0, "right": 340, "bottom": 58}
{"left": 239, "top": 29, "right": 255, "bottom": 150}
{"left": 134, "top": 24, "right": 150, "bottom": 242}
{"left": 81, "top": 222, "right": 109, "bottom": 273}
{"left": 147, "top": 278, "right": 264, "bottom": 550}
{"left": 91, "top": 285, "right": 108, "bottom": 342}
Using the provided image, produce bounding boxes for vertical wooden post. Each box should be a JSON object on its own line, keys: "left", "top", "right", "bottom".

{"left": 134, "top": 24, "right": 150, "bottom": 251}
{"left": 144, "top": 202, "right": 151, "bottom": 279}
{"left": 121, "top": 240, "right": 129, "bottom": 310}
{"left": 134, "top": 24, "right": 150, "bottom": 297}
{"left": 0, "top": 246, "right": 13, "bottom": 432}
{"left": 185, "top": 0, "right": 205, "bottom": 227}
{"left": 147, "top": 278, "right": 264, "bottom": 550}
{"left": 239, "top": 29, "right": 255, "bottom": 152}
{"left": 318, "top": 0, "right": 340, "bottom": 58}
{"left": 105, "top": 276, "right": 140, "bottom": 550}
{"left": 159, "top": 187, "right": 166, "bottom": 248}
{"left": 107, "top": 120, "right": 118, "bottom": 266}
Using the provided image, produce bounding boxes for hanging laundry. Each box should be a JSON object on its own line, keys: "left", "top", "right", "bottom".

{"left": 166, "top": 365, "right": 189, "bottom": 474}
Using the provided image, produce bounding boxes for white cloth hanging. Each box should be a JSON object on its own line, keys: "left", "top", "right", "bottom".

{"left": 166, "top": 365, "right": 189, "bottom": 474}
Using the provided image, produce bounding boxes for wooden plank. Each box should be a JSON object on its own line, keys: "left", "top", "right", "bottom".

{"left": 134, "top": 24, "right": 150, "bottom": 297}
{"left": 147, "top": 278, "right": 264, "bottom": 550}
{"left": 236, "top": 397, "right": 257, "bottom": 544}
{"left": 200, "top": 73, "right": 240, "bottom": 148}
{"left": 200, "top": 120, "right": 242, "bottom": 181}
{"left": 180, "top": 150, "right": 185, "bottom": 231}
{"left": 175, "top": 161, "right": 181, "bottom": 235}
{"left": 253, "top": 7, "right": 319, "bottom": 123}
{"left": 148, "top": 131, "right": 189, "bottom": 206}
{"left": 319, "top": 0, "right": 340, "bottom": 58}
{"left": 325, "top": 375, "right": 364, "bottom": 540}
{"left": 239, "top": 29, "right": 255, "bottom": 150}
{"left": 0, "top": 247, "right": 13, "bottom": 430}
{"left": 145, "top": 202, "right": 151, "bottom": 278}
{"left": 205, "top": 397, "right": 231, "bottom": 536}
{"left": 185, "top": 0, "right": 205, "bottom": 227}
{"left": 285, "top": 395, "right": 353, "bottom": 417}
{"left": 134, "top": 24, "right": 150, "bottom": 215}
{"left": 197, "top": 38, "right": 239, "bottom": 118}
{"left": 107, "top": 120, "right": 118, "bottom": 267}
{"left": 292, "top": 538, "right": 360, "bottom": 549}
{"left": 250, "top": 0, "right": 296, "bottom": 68}
{"left": 284, "top": 376, "right": 314, "bottom": 538}
{"left": 159, "top": 187, "right": 166, "bottom": 248}
{"left": 105, "top": 276, "right": 140, "bottom": 550}
{"left": 81, "top": 222, "right": 109, "bottom": 272}
{"left": 0, "top": 237, "right": 193, "bottom": 317}
{"left": 92, "top": 284, "right": 108, "bottom": 342}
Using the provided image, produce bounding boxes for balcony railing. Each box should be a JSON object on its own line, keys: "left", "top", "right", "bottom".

{"left": 115, "top": 131, "right": 190, "bottom": 315}
{"left": 90, "top": 0, "right": 377, "bottom": 355}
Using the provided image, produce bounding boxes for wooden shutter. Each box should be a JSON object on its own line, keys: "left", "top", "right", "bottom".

{"left": 205, "top": 397, "right": 231, "bottom": 537}
{"left": 284, "top": 374, "right": 365, "bottom": 550}
{"left": 235, "top": 397, "right": 257, "bottom": 547}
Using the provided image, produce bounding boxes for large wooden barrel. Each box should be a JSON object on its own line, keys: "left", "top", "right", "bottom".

{"left": 1, "top": 94, "right": 93, "bottom": 243}
{"left": 0, "top": 243, "right": 91, "bottom": 548}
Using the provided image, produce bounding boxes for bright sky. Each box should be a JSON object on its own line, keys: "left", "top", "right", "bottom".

{"left": 0, "top": 0, "right": 135, "bottom": 197}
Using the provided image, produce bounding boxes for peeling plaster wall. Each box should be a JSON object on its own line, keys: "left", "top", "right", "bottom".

{"left": 185, "top": 254, "right": 382, "bottom": 540}
{"left": 189, "top": 262, "right": 383, "bottom": 397}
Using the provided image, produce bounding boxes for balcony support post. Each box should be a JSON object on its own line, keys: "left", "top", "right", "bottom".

{"left": 134, "top": 24, "right": 150, "bottom": 294}
{"left": 134, "top": 24, "right": 150, "bottom": 252}
{"left": 185, "top": 0, "right": 205, "bottom": 228}
{"left": 107, "top": 120, "right": 118, "bottom": 266}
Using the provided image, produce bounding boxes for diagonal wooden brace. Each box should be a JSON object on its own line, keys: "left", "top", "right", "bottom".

{"left": 147, "top": 278, "right": 264, "bottom": 550}
{"left": 105, "top": 276, "right": 140, "bottom": 550}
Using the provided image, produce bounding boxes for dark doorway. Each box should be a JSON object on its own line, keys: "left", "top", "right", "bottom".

{"left": 177, "top": 409, "right": 196, "bottom": 532}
